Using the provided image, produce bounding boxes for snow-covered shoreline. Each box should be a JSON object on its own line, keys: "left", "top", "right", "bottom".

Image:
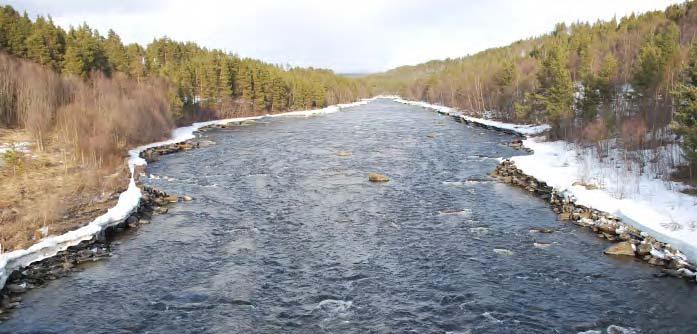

{"left": 0, "top": 97, "right": 374, "bottom": 288}
{"left": 392, "top": 98, "right": 551, "bottom": 136}
{"left": 395, "top": 96, "right": 697, "bottom": 266}
{"left": 513, "top": 138, "right": 697, "bottom": 262}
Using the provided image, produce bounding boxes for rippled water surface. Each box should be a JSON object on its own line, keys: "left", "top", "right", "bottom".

{"left": 2, "top": 100, "right": 696, "bottom": 334}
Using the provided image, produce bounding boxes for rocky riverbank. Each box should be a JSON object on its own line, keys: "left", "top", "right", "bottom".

{"left": 0, "top": 186, "right": 190, "bottom": 319}
{"left": 0, "top": 102, "right": 371, "bottom": 321}
{"left": 491, "top": 159, "right": 697, "bottom": 282}
{"left": 0, "top": 122, "right": 222, "bottom": 319}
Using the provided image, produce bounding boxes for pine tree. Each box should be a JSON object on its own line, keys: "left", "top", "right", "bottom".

{"left": 126, "top": 43, "right": 146, "bottom": 81}
{"left": 104, "top": 29, "right": 129, "bottom": 73}
{"left": 218, "top": 58, "right": 233, "bottom": 100}
{"left": 518, "top": 43, "right": 574, "bottom": 128}
{"left": 634, "top": 23, "right": 680, "bottom": 92}
{"left": 634, "top": 40, "right": 662, "bottom": 91}
{"left": 62, "top": 24, "right": 109, "bottom": 77}
{"left": 25, "top": 17, "right": 52, "bottom": 67}
{"left": 671, "top": 41, "right": 697, "bottom": 168}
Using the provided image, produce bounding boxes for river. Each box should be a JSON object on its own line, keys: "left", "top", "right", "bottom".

{"left": 1, "top": 99, "right": 695, "bottom": 333}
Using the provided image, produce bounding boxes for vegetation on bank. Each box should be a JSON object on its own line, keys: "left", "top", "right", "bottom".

{"left": 0, "top": 4, "right": 368, "bottom": 144}
{"left": 365, "top": 1, "right": 697, "bottom": 174}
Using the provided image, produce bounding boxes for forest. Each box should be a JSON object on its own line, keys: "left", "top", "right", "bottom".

{"left": 365, "top": 1, "right": 697, "bottom": 173}
{"left": 0, "top": 4, "right": 368, "bottom": 165}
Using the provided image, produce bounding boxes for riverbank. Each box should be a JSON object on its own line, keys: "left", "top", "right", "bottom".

{"left": 395, "top": 97, "right": 697, "bottom": 281}
{"left": 0, "top": 98, "right": 374, "bottom": 293}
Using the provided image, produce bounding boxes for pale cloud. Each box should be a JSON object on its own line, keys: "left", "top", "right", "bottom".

{"left": 7, "top": 0, "right": 683, "bottom": 73}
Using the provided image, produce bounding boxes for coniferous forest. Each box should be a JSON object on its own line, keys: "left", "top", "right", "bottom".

{"left": 365, "top": 2, "right": 697, "bottom": 171}
{"left": 0, "top": 4, "right": 368, "bottom": 164}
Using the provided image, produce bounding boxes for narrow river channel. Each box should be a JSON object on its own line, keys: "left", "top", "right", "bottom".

{"left": 1, "top": 99, "right": 695, "bottom": 333}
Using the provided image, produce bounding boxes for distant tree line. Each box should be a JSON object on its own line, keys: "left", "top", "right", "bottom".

{"left": 0, "top": 4, "right": 368, "bottom": 166}
{"left": 0, "top": 5, "right": 367, "bottom": 120}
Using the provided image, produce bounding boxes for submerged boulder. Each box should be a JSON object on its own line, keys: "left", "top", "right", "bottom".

{"left": 530, "top": 227, "right": 554, "bottom": 234}
{"left": 493, "top": 248, "right": 514, "bottom": 256}
{"left": 368, "top": 173, "right": 390, "bottom": 183}
{"left": 164, "top": 195, "right": 179, "bottom": 203}
{"left": 533, "top": 242, "right": 552, "bottom": 249}
{"left": 604, "top": 242, "right": 635, "bottom": 257}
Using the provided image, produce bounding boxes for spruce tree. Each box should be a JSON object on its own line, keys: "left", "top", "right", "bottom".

{"left": 104, "top": 29, "right": 129, "bottom": 73}
{"left": 672, "top": 41, "right": 697, "bottom": 168}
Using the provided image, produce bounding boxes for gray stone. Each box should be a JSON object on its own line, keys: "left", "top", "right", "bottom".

{"left": 636, "top": 243, "right": 652, "bottom": 256}
{"left": 5, "top": 284, "right": 26, "bottom": 294}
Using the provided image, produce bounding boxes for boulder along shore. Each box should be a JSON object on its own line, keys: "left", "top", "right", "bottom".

{"left": 412, "top": 100, "right": 697, "bottom": 283}
{"left": 491, "top": 159, "right": 697, "bottom": 283}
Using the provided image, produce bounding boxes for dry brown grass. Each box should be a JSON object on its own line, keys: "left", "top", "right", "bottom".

{"left": 0, "top": 130, "right": 128, "bottom": 252}
{"left": 0, "top": 52, "right": 177, "bottom": 252}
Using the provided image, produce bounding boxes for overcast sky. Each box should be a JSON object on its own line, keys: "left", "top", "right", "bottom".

{"left": 7, "top": 0, "right": 684, "bottom": 73}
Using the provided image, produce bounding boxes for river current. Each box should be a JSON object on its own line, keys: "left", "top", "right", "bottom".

{"left": 1, "top": 99, "right": 695, "bottom": 333}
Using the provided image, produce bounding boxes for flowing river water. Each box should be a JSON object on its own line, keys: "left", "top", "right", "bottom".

{"left": 1, "top": 99, "right": 696, "bottom": 333}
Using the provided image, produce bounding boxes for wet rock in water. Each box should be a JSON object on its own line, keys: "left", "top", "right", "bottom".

{"left": 604, "top": 242, "right": 635, "bottom": 257}
{"left": 426, "top": 133, "right": 437, "bottom": 138}
{"left": 469, "top": 227, "right": 489, "bottom": 235}
{"left": 197, "top": 140, "right": 216, "bottom": 148}
{"left": 636, "top": 242, "right": 652, "bottom": 256}
{"left": 368, "top": 173, "right": 390, "bottom": 183}
{"left": 126, "top": 215, "right": 139, "bottom": 227}
{"left": 181, "top": 195, "right": 194, "bottom": 202}
{"left": 336, "top": 151, "right": 352, "bottom": 157}
{"left": 508, "top": 139, "right": 524, "bottom": 150}
{"left": 530, "top": 227, "right": 554, "bottom": 234}
{"left": 648, "top": 257, "right": 666, "bottom": 266}
{"left": 606, "top": 325, "right": 638, "bottom": 334}
{"left": 493, "top": 248, "right": 514, "bottom": 256}
{"left": 661, "top": 269, "right": 682, "bottom": 278}
{"left": 5, "top": 283, "right": 26, "bottom": 294}
{"left": 164, "top": 195, "right": 179, "bottom": 203}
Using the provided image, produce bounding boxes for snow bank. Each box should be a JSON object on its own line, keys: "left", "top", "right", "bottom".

{"left": 0, "top": 98, "right": 371, "bottom": 288}
{"left": 392, "top": 96, "right": 697, "bottom": 262}
{"left": 392, "top": 98, "right": 550, "bottom": 136}
{"left": 513, "top": 137, "right": 697, "bottom": 261}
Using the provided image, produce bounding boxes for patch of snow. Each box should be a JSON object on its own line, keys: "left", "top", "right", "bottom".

{"left": 512, "top": 137, "right": 697, "bottom": 262}
{"left": 0, "top": 141, "right": 32, "bottom": 155}
{"left": 0, "top": 99, "right": 370, "bottom": 289}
